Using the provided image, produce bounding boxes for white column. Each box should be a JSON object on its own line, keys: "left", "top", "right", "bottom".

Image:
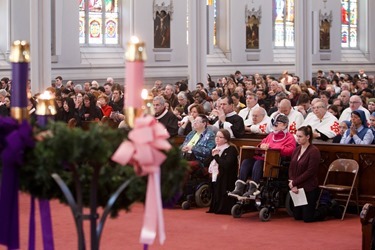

{"left": 295, "top": 0, "right": 312, "bottom": 82}
{"left": 0, "top": 0, "right": 11, "bottom": 53}
{"left": 188, "top": 0, "right": 207, "bottom": 89}
{"left": 30, "top": 0, "right": 51, "bottom": 93}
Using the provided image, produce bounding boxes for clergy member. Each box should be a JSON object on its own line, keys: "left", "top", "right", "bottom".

{"left": 301, "top": 100, "right": 339, "bottom": 141}
{"left": 212, "top": 96, "right": 245, "bottom": 138}
{"left": 153, "top": 95, "right": 178, "bottom": 137}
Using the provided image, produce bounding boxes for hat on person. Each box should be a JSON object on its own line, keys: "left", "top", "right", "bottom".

{"left": 352, "top": 110, "right": 367, "bottom": 127}
{"left": 272, "top": 113, "right": 289, "bottom": 126}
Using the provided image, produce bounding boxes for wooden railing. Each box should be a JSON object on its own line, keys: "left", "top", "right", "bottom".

{"left": 172, "top": 136, "right": 375, "bottom": 205}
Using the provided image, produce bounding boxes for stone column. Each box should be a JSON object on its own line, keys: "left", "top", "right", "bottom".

{"left": 188, "top": 0, "right": 207, "bottom": 90}
{"left": 30, "top": 0, "right": 52, "bottom": 93}
{"left": 295, "top": 0, "right": 312, "bottom": 82}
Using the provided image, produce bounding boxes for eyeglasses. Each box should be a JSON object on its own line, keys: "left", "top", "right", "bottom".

{"left": 215, "top": 135, "right": 225, "bottom": 139}
{"left": 312, "top": 106, "right": 324, "bottom": 109}
{"left": 193, "top": 120, "right": 204, "bottom": 124}
{"left": 349, "top": 101, "right": 360, "bottom": 104}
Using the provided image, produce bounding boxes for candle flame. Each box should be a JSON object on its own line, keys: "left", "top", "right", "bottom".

{"left": 130, "top": 36, "right": 140, "bottom": 44}
{"left": 141, "top": 89, "right": 148, "bottom": 100}
{"left": 39, "top": 91, "right": 53, "bottom": 100}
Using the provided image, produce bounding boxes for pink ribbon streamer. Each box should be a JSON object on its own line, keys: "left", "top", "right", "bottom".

{"left": 111, "top": 115, "right": 170, "bottom": 245}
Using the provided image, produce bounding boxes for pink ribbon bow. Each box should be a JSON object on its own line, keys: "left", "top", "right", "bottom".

{"left": 111, "top": 115, "right": 171, "bottom": 246}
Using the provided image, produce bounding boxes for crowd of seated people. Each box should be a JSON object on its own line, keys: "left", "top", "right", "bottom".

{"left": 0, "top": 76, "right": 125, "bottom": 128}
{"left": 1, "top": 69, "right": 375, "bottom": 222}
{"left": 1, "top": 68, "right": 375, "bottom": 140}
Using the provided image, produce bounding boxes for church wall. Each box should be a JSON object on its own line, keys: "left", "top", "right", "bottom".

{"left": 0, "top": 0, "right": 374, "bottom": 88}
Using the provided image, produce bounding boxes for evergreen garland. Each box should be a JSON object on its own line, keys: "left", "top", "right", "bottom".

{"left": 1, "top": 121, "right": 187, "bottom": 216}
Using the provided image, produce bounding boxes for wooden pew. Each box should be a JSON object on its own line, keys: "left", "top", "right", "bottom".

{"left": 172, "top": 136, "right": 375, "bottom": 205}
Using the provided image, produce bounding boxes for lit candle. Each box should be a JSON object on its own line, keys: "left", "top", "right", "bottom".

{"left": 124, "top": 36, "right": 147, "bottom": 109}
{"left": 36, "top": 91, "right": 57, "bottom": 127}
{"left": 141, "top": 89, "right": 155, "bottom": 115}
{"left": 9, "top": 40, "right": 30, "bottom": 123}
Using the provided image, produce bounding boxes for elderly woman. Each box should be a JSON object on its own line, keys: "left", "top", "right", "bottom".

{"left": 230, "top": 114, "right": 296, "bottom": 197}
{"left": 178, "top": 104, "right": 205, "bottom": 136}
{"left": 206, "top": 129, "right": 239, "bottom": 214}
{"left": 180, "top": 114, "right": 216, "bottom": 167}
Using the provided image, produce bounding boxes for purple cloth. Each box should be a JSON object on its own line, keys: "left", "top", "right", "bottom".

{"left": 0, "top": 118, "right": 34, "bottom": 249}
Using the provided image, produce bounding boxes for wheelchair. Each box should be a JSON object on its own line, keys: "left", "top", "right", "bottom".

{"left": 229, "top": 146, "right": 293, "bottom": 221}
{"left": 180, "top": 160, "right": 212, "bottom": 210}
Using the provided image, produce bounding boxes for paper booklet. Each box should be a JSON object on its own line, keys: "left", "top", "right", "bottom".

{"left": 289, "top": 188, "right": 308, "bottom": 207}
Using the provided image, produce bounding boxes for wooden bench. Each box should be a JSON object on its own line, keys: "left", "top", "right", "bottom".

{"left": 172, "top": 136, "right": 375, "bottom": 205}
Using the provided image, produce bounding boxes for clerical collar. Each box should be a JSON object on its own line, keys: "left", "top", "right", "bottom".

{"left": 226, "top": 111, "right": 237, "bottom": 117}
{"left": 155, "top": 108, "right": 168, "bottom": 120}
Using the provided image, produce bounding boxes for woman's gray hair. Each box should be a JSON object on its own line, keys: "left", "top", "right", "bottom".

{"left": 0, "top": 89, "right": 7, "bottom": 97}
{"left": 177, "top": 91, "right": 187, "bottom": 100}
{"left": 74, "top": 84, "right": 83, "bottom": 91}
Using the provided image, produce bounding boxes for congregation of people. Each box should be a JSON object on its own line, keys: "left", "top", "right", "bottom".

{"left": 1, "top": 68, "right": 375, "bottom": 221}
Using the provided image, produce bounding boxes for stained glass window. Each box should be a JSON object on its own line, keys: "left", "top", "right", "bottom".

{"left": 273, "top": 0, "right": 295, "bottom": 47}
{"left": 79, "top": 0, "right": 119, "bottom": 45}
{"left": 341, "top": 0, "right": 357, "bottom": 48}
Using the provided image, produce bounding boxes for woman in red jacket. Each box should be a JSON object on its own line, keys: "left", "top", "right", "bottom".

{"left": 97, "top": 93, "right": 113, "bottom": 117}
{"left": 288, "top": 125, "right": 321, "bottom": 222}
{"left": 230, "top": 114, "right": 296, "bottom": 197}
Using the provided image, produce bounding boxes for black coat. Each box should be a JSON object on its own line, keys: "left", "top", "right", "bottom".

{"left": 206, "top": 145, "right": 238, "bottom": 214}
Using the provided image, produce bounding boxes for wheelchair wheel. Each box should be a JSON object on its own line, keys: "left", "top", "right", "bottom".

{"left": 285, "top": 192, "right": 294, "bottom": 217}
{"left": 181, "top": 201, "right": 191, "bottom": 210}
{"left": 259, "top": 207, "right": 271, "bottom": 222}
{"left": 231, "top": 204, "right": 242, "bottom": 218}
{"left": 195, "top": 184, "right": 211, "bottom": 207}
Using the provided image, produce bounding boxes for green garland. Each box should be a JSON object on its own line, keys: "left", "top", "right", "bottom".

{"left": 2, "top": 121, "right": 187, "bottom": 217}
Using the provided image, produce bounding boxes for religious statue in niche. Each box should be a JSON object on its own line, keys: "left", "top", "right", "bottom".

{"left": 245, "top": 5, "right": 261, "bottom": 50}
{"left": 320, "top": 19, "right": 330, "bottom": 50}
{"left": 154, "top": 10, "right": 171, "bottom": 48}
{"left": 246, "top": 15, "right": 259, "bottom": 49}
{"left": 319, "top": 10, "right": 332, "bottom": 50}
{"left": 153, "top": 1, "right": 174, "bottom": 49}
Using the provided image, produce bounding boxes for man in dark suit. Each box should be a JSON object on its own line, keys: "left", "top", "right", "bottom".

{"left": 212, "top": 96, "right": 245, "bottom": 138}
{"left": 153, "top": 95, "right": 178, "bottom": 137}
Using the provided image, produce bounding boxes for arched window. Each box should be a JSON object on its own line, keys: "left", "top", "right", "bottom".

{"left": 341, "top": 0, "right": 357, "bottom": 48}
{"left": 273, "top": 0, "right": 295, "bottom": 47}
{"left": 79, "top": 0, "right": 119, "bottom": 45}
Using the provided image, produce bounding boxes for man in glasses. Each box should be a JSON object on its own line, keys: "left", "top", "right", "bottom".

{"left": 301, "top": 100, "right": 339, "bottom": 141}
{"left": 339, "top": 95, "right": 371, "bottom": 123}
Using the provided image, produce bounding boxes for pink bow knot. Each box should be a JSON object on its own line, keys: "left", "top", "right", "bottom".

{"left": 111, "top": 115, "right": 169, "bottom": 246}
